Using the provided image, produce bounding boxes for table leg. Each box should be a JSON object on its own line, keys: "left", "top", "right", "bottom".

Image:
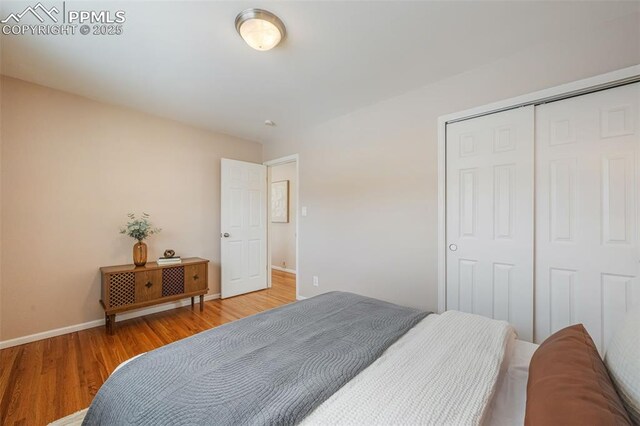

{"left": 106, "top": 314, "right": 115, "bottom": 335}
{"left": 191, "top": 296, "right": 194, "bottom": 309}
{"left": 199, "top": 295, "right": 204, "bottom": 312}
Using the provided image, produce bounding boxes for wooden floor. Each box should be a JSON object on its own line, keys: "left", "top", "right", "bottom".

{"left": 0, "top": 270, "right": 296, "bottom": 425}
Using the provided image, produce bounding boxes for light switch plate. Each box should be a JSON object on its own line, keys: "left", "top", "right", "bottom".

{"left": 301, "top": 206, "right": 308, "bottom": 217}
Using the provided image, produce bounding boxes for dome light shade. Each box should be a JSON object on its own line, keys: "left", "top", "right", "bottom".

{"left": 235, "top": 9, "right": 286, "bottom": 51}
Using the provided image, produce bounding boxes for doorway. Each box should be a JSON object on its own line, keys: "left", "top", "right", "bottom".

{"left": 265, "top": 155, "right": 299, "bottom": 299}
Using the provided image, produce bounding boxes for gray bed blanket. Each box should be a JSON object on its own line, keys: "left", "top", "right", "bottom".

{"left": 83, "top": 291, "right": 428, "bottom": 425}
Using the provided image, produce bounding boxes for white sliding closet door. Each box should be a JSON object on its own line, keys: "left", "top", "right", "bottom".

{"left": 446, "top": 106, "right": 534, "bottom": 341}
{"left": 535, "top": 83, "right": 640, "bottom": 353}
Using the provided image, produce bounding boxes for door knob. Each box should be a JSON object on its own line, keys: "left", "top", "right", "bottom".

{"left": 449, "top": 244, "right": 458, "bottom": 251}
{"left": 222, "top": 233, "right": 230, "bottom": 238}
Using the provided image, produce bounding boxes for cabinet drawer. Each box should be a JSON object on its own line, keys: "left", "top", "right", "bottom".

{"left": 107, "top": 272, "right": 136, "bottom": 308}
{"left": 162, "top": 267, "right": 185, "bottom": 297}
{"left": 184, "top": 263, "right": 207, "bottom": 293}
{"left": 135, "top": 269, "right": 162, "bottom": 302}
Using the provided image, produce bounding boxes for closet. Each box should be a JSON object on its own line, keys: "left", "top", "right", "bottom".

{"left": 445, "top": 82, "right": 640, "bottom": 352}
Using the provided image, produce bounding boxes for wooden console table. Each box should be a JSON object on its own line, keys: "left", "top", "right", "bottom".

{"left": 100, "top": 257, "right": 209, "bottom": 334}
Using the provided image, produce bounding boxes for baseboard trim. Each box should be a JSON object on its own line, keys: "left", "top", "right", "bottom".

{"left": 296, "top": 295, "right": 307, "bottom": 301}
{"left": 0, "top": 293, "right": 221, "bottom": 350}
{"left": 271, "top": 265, "right": 296, "bottom": 274}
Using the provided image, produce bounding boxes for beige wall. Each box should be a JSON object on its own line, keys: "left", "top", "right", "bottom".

{"left": 264, "top": 13, "right": 640, "bottom": 311}
{"left": 270, "top": 162, "right": 297, "bottom": 271}
{"left": 0, "top": 76, "right": 3, "bottom": 341}
{"left": 0, "top": 77, "right": 262, "bottom": 341}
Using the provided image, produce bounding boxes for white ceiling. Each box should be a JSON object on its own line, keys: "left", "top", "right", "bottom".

{"left": 1, "top": 1, "right": 639, "bottom": 143}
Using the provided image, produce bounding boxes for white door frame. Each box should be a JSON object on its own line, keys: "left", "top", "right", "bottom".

{"left": 264, "top": 154, "right": 300, "bottom": 299}
{"left": 437, "top": 65, "right": 640, "bottom": 313}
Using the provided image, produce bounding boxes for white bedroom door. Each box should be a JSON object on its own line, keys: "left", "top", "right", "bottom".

{"left": 535, "top": 83, "right": 640, "bottom": 353}
{"left": 446, "top": 106, "right": 534, "bottom": 341}
{"left": 220, "top": 158, "right": 268, "bottom": 298}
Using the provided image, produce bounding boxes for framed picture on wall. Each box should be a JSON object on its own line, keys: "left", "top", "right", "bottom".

{"left": 271, "top": 180, "right": 289, "bottom": 223}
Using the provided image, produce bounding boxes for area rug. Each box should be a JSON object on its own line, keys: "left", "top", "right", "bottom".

{"left": 48, "top": 408, "right": 87, "bottom": 426}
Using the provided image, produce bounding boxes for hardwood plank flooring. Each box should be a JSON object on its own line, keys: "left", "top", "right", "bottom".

{"left": 0, "top": 271, "right": 296, "bottom": 425}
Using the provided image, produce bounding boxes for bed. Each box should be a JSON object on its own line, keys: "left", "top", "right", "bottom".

{"left": 53, "top": 291, "right": 634, "bottom": 425}
{"left": 96, "top": 316, "right": 535, "bottom": 426}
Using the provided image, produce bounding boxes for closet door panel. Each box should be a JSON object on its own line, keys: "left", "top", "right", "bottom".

{"left": 535, "top": 82, "right": 640, "bottom": 353}
{"left": 446, "top": 106, "right": 534, "bottom": 341}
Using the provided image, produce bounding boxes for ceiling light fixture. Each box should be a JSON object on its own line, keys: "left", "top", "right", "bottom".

{"left": 235, "top": 9, "right": 286, "bottom": 51}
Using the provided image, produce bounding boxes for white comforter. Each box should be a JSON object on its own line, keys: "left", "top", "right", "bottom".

{"left": 302, "top": 311, "right": 515, "bottom": 426}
